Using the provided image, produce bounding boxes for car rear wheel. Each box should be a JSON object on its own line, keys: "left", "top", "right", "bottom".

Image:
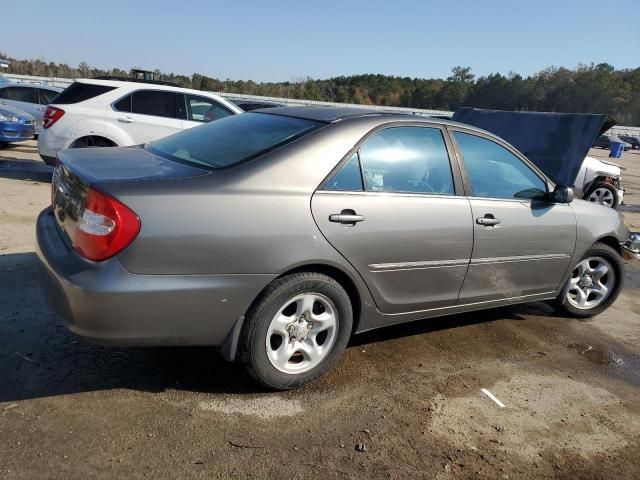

{"left": 552, "top": 242, "right": 624, "bottom": 318}
{"left": 586, "top": 182, "right": 619, "bottom": 209}
{"left": 238, "top": 272, "right": 353, "bottom": 390}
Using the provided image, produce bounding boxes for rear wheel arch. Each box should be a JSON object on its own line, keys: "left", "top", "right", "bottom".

{"left": 219, "top": 263, "right": 362, "bottom": 363}
{"left": 278, "top": 264, "right": 362, "bottom": 333}
{"left": 69, "top": 135, "right": 117, "bottom": 148}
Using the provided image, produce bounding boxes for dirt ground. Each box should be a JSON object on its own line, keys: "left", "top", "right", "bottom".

{"left": 1, "top": 141, "right": 639, "bottom": 479}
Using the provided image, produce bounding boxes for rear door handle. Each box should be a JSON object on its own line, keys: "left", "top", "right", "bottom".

{"left": 476, "top": 215, "right": 500, "bottom": 226}
{"left": 329, "top": 210, "right": 365, "bottom": 225}
{"left": 118, "top": 116, "right": 135, "bottom": 123}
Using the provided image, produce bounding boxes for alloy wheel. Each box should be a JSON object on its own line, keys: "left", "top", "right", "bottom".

{"left": 265, "top": 293, "right": 338, "bottom": 374}
{"left": 565, "top": 257, "right": 615, "bottom": 310}
{"left": 588, "top": 187, "right": 615, "bottom": 207}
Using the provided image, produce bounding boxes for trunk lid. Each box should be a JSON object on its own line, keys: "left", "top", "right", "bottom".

{"left": 56, "top": 145, "right": 210, "bottom": 184}
{"left": 52, "top": 145, "right": 209, "bottom": 245}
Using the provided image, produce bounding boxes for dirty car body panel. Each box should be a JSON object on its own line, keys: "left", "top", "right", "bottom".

{"left": 36, "top": 107, "right": 632, "bottom": 357}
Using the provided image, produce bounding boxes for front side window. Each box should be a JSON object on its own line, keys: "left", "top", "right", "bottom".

{"left": 186, "top": 95, "right": 233, "bottom": 122}
{"left": 453, "top": 131, "right": 546, "bottom": 200}
{"left": 0, "top": 87, "right": 36, "bottom": 103}
{"left": 131, "top": 90, "right": 178, "bottom": 118}
{"left": 147, "top": 112, "right": 323, "bottom": 169}
{"left": 358, "top": 126, "right": 454, "bottom": 195}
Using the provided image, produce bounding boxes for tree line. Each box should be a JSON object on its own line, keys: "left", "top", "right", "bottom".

{"left": 2, "top": 53, "right": 639, "bottom": 126}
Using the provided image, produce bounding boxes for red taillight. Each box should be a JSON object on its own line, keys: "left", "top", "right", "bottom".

{"left": 43, "top": 107, "right": 65, "bottom": 129}
{"left": 72, "top": 188, "right": 140, "bottom": 261}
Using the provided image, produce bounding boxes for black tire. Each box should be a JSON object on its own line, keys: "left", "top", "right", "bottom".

{"left": 585, "top": 181, "right": 619, "bottom": 209}
{"left": 238, "top": 272, "right": 353, "bottom": 390}
{"left": 552, "top": 242, "right": 624, "bottom": 318}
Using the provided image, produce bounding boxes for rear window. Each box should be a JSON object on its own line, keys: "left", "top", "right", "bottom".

{"left": 52, "top": 82, "right": 116, "bottom": 104}
{"left": 146, "top": 113, "right": 323, "bottom": 169}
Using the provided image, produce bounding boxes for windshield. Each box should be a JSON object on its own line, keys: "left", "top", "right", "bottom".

{"left": 147, "top": 112, "right": 324, "bottom": 169}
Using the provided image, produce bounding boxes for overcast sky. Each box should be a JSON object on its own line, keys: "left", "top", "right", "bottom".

{"left": 4, "top": 0, "right": 639, "bottom": 82}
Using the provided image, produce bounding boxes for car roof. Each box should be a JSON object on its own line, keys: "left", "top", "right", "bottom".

{"left": 0, "top": 83, "right": 62, "bottom": 91}
{"left": 73, "top": 78, "right": 222, "bottom": 97}
{"left": 255, "top": 105, "right": 476, "bottom": 129}
{"left": 255, "top": 106, "right": 403, "bottom": 123}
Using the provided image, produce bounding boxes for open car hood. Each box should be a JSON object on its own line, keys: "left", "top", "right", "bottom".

{"left": 451, "top": 108, "right": 616, "bottom": 186}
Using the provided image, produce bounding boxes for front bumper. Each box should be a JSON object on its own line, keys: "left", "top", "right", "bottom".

{"left": 621, "top": 233, "right": 640, "bottom": 261}
{"left": 36, "top": 208, "right": 273, "bottom": 346}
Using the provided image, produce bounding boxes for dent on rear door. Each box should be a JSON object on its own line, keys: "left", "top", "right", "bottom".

{"left": 311, "top": 191, "right": 474, "bottom": 314}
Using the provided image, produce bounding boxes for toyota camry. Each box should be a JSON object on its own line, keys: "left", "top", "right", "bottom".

{"left": 37, "top": 107, "right": 640, "bottom": 389}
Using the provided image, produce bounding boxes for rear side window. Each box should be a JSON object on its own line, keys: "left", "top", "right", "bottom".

{"left": 53, "top": 83, "right": 116, "bottom": 104}
{"left": 113, "top": 94, "right": 132, "bottom": 112}
{"left": 324, "top": 153, "right": 364, "bottom": 191}
{"left": 0, "top": 86, "right": 37, "bottom": 103}
{"left": 131, "top": 91, "right": 179, "bottom": 118}
{"left": 38, "top": 89, "right": 59, "bottom": 105}
{"left": 358, "top": 127, "right": 454, "bottom": 195}
{"left": 147, "top": 112, "right": 323, "bottom": 169}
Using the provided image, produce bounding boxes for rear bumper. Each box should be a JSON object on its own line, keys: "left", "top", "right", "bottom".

{"left": 37, "top": 129, "right": 65, "bottom": 163}
{"left": 35, "top": 208, "right": 273, "bottom": 346}
{"left": 0, "top": 121, "right": 34, "bottom": 142}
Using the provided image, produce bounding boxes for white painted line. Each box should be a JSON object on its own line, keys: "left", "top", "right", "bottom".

{"left": 481, "top": 388, "right": 505, "bottom": 408}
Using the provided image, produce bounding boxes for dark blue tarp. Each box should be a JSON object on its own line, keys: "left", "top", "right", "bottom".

{"left": 451, "top": 108, "right": 615, "bottom": 186}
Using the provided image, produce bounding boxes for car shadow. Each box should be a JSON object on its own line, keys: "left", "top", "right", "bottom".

{"left": 0, "top": 251, "right": 553, "bottom": 403}
{"left": 350, "top": 301, "right": 550, "bottom": 348}
{"left": 0, "top": 157, "right": 52, "bottom": 182}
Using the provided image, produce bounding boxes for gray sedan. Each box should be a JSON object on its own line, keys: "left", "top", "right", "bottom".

{"left": 36, "top": 107, "right": 639, "bottom": 389}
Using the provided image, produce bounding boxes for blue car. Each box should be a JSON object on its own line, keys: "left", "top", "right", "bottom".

{"left": 0, "top": 83, "right": 62, "bottom": 135}
{"left": 0, "top": 104, "right": 35, "bottom": 143}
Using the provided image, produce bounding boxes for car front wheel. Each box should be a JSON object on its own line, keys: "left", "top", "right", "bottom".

{"left": 238, "top": 272, "right": 353, "bottom": 390}
{"left": 552, "top": 242, "right": 624, "bottom": 318}
{"left": 586, "top": 182, "right": 619, "bottom": 209}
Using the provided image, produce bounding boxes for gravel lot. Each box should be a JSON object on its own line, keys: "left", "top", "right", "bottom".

{"left": 1, "top": 140, "right": 639, "bottom": 479}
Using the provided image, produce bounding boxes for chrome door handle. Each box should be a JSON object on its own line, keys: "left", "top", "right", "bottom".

{"left": 329, "top": 212, "right": 365, "bottom": 224}
{"left": 118, "top": 116, "right": 135, "bottom": 123}
{"left": 476, "top": 215, "right": 500, "bottom": 226}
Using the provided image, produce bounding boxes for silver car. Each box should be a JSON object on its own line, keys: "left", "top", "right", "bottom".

{"left": 36, "top": 107, "right": 639, "bottom": 389}
{"left": 0, "top": 83, "right": 62, "bottom": 135}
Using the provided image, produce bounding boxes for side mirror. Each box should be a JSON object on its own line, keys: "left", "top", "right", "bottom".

{"left": 551, "top": 185, "right": 574, "bottom": 204}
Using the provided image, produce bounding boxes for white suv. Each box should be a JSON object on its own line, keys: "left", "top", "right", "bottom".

{"left": 38, "top": 78, "right": 243, "bottom": 165}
